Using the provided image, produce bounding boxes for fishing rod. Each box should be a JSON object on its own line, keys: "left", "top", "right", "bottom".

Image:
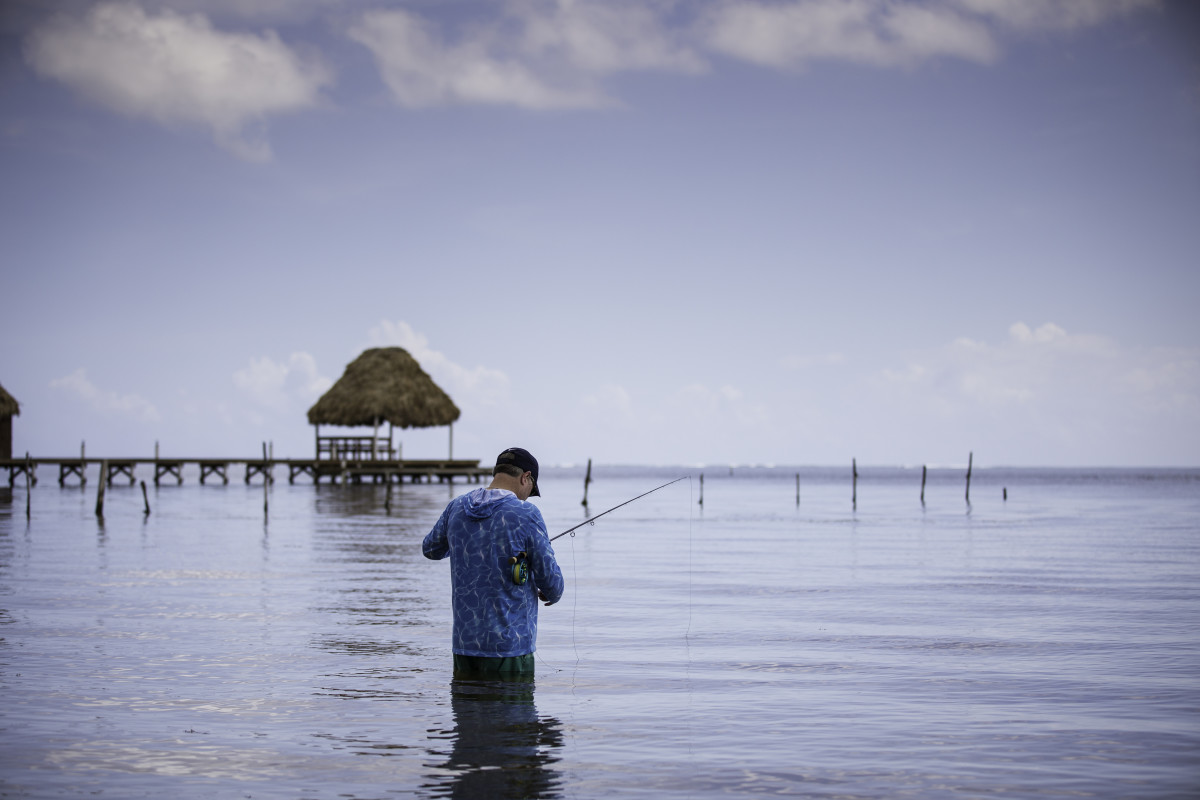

{"left": 510, "top": 476, "right": 687, "bottom": 585}
{"left": 550, "top": 476, "right": 686, "bottom": 542}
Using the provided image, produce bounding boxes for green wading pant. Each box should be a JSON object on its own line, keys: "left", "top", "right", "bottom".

{"left": 453, "top": 653, "right": 535, "bottom": 678}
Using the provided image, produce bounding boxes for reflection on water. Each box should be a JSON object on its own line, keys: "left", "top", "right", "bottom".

{"left": 423, "top": 677, "right": 563, "bottom": 799}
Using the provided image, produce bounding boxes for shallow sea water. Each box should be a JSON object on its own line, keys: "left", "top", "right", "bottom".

{"left": 1, "top": 465, "right": 1197, "bottom": 798}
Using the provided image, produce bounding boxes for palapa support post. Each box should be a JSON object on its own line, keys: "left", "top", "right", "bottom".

{"left": 141, "top": 480, "right": 150, "bottom": 516}
{"left": 1003, "top": 487, "right": 1008, "bottom": 501}
{"left": 25, "top": 452, "right": 31, "bottom": 521}
{"left": 965, "top": 451, "right": 973, "bottom": 505}
{"left": 852, "top": 458, "right": 858, "bottom": 510}
{"left": 582, "top": 458, "right": 592, "bottom": 507}
{"left": 698, "top": 473, "right": 704, "bottom": 506}
{"left": 81, "top": 441, "right": 87, "bottom": 487}
{"left": 921, "top": 465, "right": 927, "bottom": 506}
{"left": 95, "top": 461, "right": 108, "bottom": 518}
{"left": 385, "top": 479, "right": 393, "bottom": 513}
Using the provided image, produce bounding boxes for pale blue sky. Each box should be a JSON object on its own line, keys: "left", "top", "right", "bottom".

{"left": 2, "top": 0, "right": 1197, "bottom": 467}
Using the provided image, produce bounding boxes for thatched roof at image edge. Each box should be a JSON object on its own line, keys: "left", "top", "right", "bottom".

{"left": 307, "top": 348, "right": 460, "bottom": 429}
{"left": 0, "top": 383, "right": 18, "bottom": 417}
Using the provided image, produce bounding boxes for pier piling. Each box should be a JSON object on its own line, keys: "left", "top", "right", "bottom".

{"left": 852, "top": 458, "right": 858, "bottom": 510}
{"left": 95, "top": 461, "right": 108, "bottom": 518}
{"left": 965, "top": 452, "right": 973, "bottom": 505}
{"left": 582, "top": 458, "right": 592, "bottom": 507}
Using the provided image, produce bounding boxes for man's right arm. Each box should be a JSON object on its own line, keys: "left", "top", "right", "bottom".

{"left": 422, "top": 508, "right": 450, "bottom": 560}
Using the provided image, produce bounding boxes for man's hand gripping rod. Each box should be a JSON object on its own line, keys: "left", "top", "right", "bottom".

{"left": 550, "top": 477, "right": 686, "bottom": 542}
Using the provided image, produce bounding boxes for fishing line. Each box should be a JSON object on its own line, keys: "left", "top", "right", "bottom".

{"left": 571, "top": 533, "right": 579, "bottom": 670}
{"left": 546, "top": 476, "right": 690, "bottom": 681}
{"left": 686, "top": 474, "right": 694, "bottom": 642}
{"left": 686, "top": 474, "right": 695, "bottom": 761}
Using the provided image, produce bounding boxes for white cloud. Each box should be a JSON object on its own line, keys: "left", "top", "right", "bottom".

{"left": 513, "top": 0, "right": 705, "bottom": 75}
{"left": 951, "top": 0, "right": 1160, "bottom": 32}
{"left": 577, "top": 383, "right": 636, "bottom": 434}
{"left": 347, "top": 8, "right": 609, "bottom": 109}
{"left": 49, "top": 368, "right": 161, "bottom": 422}
{"left": 582, "top": 383, "right": 634, "bottom": 413}
{"left": 24, "top": 1, "right": 332, "bottom": 160}
{"left": 366, "top": 320, "right": 511, "bottom": 404}
{"left": 667, "top": 383, "right": 769, "bottom": 427}
{"left": 872, "top": 322, "right": 1200, "bottom": 461}
{"left": 347, "top": 1, "right": 707, "bottom": 110}
{"left": 1009, "top": 321, "right": 1065, "bottom": 344}
{"left": 19, "top": 0, "right": 1163, "bottom": 128}
{"left": 699, "top": 0, "right": 998, "bottom": 69}
{"left": 698, "top": 0, "right": 1159, "bottom": 71}
{"left": 233, "top": 351, "right": 331, "bottom": 412}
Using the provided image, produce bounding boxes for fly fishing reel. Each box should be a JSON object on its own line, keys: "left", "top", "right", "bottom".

{"left": 509, "top": 551, "right": 528, "bottom": 585}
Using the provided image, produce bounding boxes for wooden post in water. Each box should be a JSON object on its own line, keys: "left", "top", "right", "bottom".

{"left": 796, "top": 473, "right": 800, "bottom": 506}
{"left": 920, "top": 465, "right": 927, "bottom": 506}
{"left": 1003, "top": 487, "right": 1007, "bottom": 501}
{"left": 141, "top": 480, "right": 150, "bottom": 516}
{"left": 965, "top": 451, "right": 973, "bottom": 505}
{"left": 25, "top": 452, "right": 31, "bottom": 521}
{"left": 581, "top": 458, "right": 592, "bottom": 507}
{"left": 385, "top": 478, "right": 393, "bottom": 513}
{"left": 95, "top": 461, "right": 108, "bottom": 518}
{"left": 698, "top": 473, "right": 704, "bottom": 506}
{"left": 852, "top": 458, "right": 858, "bottom": 510}
{"left": 262, "top": 442, "right": 269, "bottom": 517}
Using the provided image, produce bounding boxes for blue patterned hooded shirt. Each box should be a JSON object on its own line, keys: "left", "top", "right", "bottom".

{"left": 423, "top": 488, "right": 565, "bottom": 658}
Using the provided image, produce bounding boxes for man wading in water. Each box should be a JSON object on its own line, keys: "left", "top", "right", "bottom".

{"left": 423, "top": 447, "right": 565, "bottom": 677}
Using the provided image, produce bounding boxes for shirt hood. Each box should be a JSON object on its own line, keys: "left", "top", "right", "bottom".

{"left": 461, "top": 487, "right": 517, "bottom": 520}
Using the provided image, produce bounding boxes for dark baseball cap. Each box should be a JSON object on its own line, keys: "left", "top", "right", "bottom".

{"left": 495, "top": 447, "right": 540, "bottom": 497}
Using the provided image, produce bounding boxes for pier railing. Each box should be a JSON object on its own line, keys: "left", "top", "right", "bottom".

{"left": 1, "top": 457, "right": 488, "bottom": 487}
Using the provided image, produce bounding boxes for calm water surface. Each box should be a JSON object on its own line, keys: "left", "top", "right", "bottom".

{"left": 1, "top": 466, "right": 1197, "bottom": 798}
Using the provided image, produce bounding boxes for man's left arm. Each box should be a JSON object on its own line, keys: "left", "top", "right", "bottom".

{"left": 528, "top": 513, "right": 565, "bottom": 605}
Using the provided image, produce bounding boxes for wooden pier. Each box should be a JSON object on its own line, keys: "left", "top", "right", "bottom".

{"left": 1, "top": 457, "right": 489, "bottom": 487}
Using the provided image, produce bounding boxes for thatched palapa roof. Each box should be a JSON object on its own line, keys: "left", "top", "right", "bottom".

{"left": 307, "top": 347, "right": 460, "bottom": 428}
{"left": 0, "top": 383, "right": 18, "bottom": 418}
